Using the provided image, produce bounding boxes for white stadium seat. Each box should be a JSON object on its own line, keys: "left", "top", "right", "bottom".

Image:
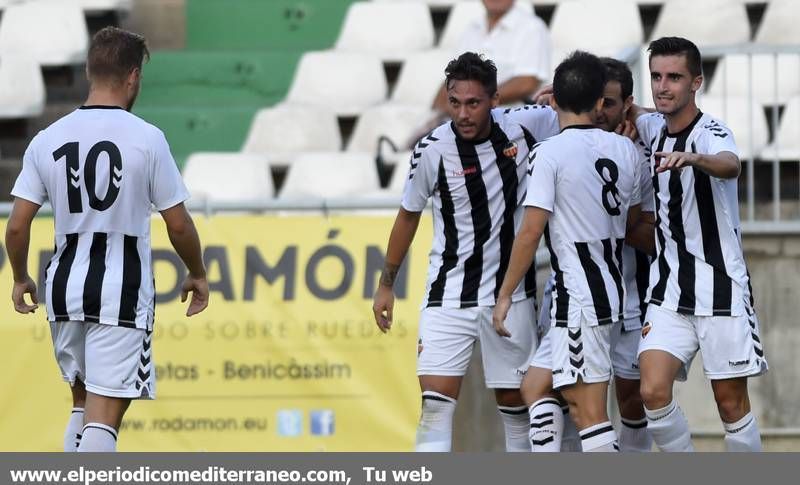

{"left": 439, "top": 0, "right": 533, "bottom": 49}
{"left": 755, "top": 0, "right": 800, "bottom": 46}
{"left": 279, "top": 152, "right": 381, "bottom": 199}
{"left": 285, "top": 51, "right": 388, "bottom": 117}
{"left": 335, "top": 2, "right": 435, "bottom": 62}
{"left": 761, "top": 96, "right": 800, "bottom": 161}
{"left": 708, "top": 54, "right": 800, "bottom": 106}
{"left": 387, "top": 152, "right": 414, "bottom": 196}
{"left": 696, "top": 94, "right": 769, "bottom": 160}
{"left": 347, "top": 103, "right": 435, "bottom": 153}
{"left": 182, "top": 153, "right": 274, "bottom": 202}
{"left": 0, "top": 1, "right": 89, "bottom": 66}
{"left": 549, "top": 0, "right": 642, "bottom": 63}
{"left": 650, "top": 0, "right": 750, "bottom": 46}
{"left": 391, "top": 49, "right": 455, "bottom": 106}
{"left": 0, "top": 55, "right": 45, "bottom": 119}
{"left": 241, "top": 103, "right": 342, "bottom": 168}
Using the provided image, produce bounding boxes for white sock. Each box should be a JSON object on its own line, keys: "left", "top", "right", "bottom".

{"left": 645, "top": 400, "right": 694, "bottom": 452}
{"left": 723, "top": 413, "right": 762, "bottom": 452}
{"left": 498, "top": 405, "right": 530, "bottom": 452}
{"left": 415, "top": 391, "right": 456, "bottom": 452}
{"left": 620, "top": 417, "right": 653, "bottom": 452}
{"left": 579, "top": 421, "right": 619, "bottom": 452}
{"left": 560, "top": 405, "right": 581, "bottom": 452}
{"left": 528, "top": 398, "right": 563, "bottom": 452}
{"left": 77, "top": 423, "right": 117, "bottom": 452}
{"left": 63, "top": 408, "right": 84, "bottom": 452}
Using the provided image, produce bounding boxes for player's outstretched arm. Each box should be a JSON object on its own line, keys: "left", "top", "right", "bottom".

{"left": 160, "top": 203, "right": 208, "bottom": 316}
{"left": 373, "top": 208, "right": 421, "bottom": 333}
{"left": 655, "top": 150, "right": 740, "bottom": 179}
{"left": 5, "top": 198, "right": 41, "bottom": 314}
{"left": 492, "top": 207, "right": 549, "bottom": 337}
{"left": 625, "top": 205, "right": 656, "bottom": 255}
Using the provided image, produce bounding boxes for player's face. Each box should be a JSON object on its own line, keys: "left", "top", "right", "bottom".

{"left": 482, "top": 0, "right": 515, "bottom": 17}
{"left": 594, "top": 81, "right": 629, "bottom": 132}
{"left": 649, "top": 54, "right": 702, "bottom": 116}
{"left": 447, "top": 79, "right": 498, "bottom": 140}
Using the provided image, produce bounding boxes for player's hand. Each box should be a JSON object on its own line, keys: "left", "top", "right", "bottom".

{"left": 615, "top": 120, "right": 638, "bottom": 141}
{"left": 492, "top": 295, "right": 512, "bottom": 338}
{"left": 181, "top": 274, "right": 209, "bottom": 316}
{"left": 533, "top": 83, "right": 553, "bottom": 106}
{"left": 654, "top": 151, "right": 700, "bottom": 173}
{"left": 12, "top": 276, "right": 38, "bottom": 314}
{"left": 372, "top": 284, "right": 395, "bottom": 333}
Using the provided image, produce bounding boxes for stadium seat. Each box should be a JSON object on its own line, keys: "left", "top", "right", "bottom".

{"left": 335, "top": 2, "right": 435, "bottom": 62}
{"left": 132, "top": 106, "right": 258, "bottom": 168}
{"left": 439, "top": 1, "right": 534, "bottom": 49}
{"left": 391, "top": 49, "right": 455, "bottom": 106}
{"left": 0, "top": 1, "right": 89, "bottom": 67}
{"left": 650, "top": 0, "right": 750, "bottom": 46}
{"left": 137, "top": 50, "right": 301, "bottom": 108}
{"left": 241, "top": 104, "right": 342, "bottom": 168}
{"left": 0, "top": 55, "right": 45, "bottom": 119}
{"left": 347, "top": 104, "right": 435, "bottom": 153}
{"left": 387, "top": 153, "right": 414, "bottom": 195}
{"left": 279, "top": 152, "right": 381, "bottom": 199}
{"left": 549, "top": 0, "right": 642, "bottom": 62}
{"left": 708, "top": 54, "right": 800, "bottom": 105}
{"left": 74, "top": 0, "right": 133, "bottom": 12}
{"left": 285, "top": 51, "right": 388, "bottom": 117}
{"left": 755, "top": 0, "right": 800, "bottom": 45}
{"left": 696, "top": 95, "right": 769, "bottom": 160}
{"left": 761, "top": 96, "right": 800, "bottom": 161}
{"left": 187, "top": 0, "right": 355, "bottom": 51}
{"left": 182, "top": 153, "right": 274, "bottom": 202}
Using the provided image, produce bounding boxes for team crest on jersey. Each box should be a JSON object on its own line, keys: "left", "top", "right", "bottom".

{"left": 641, "top": 322, "right": 652, "bottom": 338}
{"left": 502, "top": 141, "right": 518, "bottom": 158}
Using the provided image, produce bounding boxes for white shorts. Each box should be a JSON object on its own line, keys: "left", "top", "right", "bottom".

{"left": 50, "top": 321, "right": 155, "bottom": 399}
{"left": 417, "top": 298, "right": 538, "bottom": 388}
{"left": 610, "top": 319, "right": 643, "bottom": 380}
{"left": 637, "top": 304, "right": 769, "bottom": 381}
{"left": 549, "top": 317, "right": 614, "bottom": 390}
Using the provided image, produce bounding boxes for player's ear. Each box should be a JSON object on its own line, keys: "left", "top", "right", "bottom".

{"left": 691, "top": 74, "right": 703, "bottom": 93}
{"left": 491, "top": 90, "right": 499, "bottom": 108}
{"left": 623, "top": 95, "right": 634, "bottom": 113}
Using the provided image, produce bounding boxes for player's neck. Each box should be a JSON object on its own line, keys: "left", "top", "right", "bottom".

{"left": 557, "top": 111, "right": 595, "bottom": 131}
{"left": 84, "top": 88, "right": 128, "bottom": 110}
{"left": 664, "top": 102, "right": 701, "bottom": 136}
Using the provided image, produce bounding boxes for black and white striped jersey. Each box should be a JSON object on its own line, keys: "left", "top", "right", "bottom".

{"left": 636, "top": 111, "right": 751, "bottom": 317}
{"left": 402, "top": 105, "right": 560, "bottom": 308}
{"left": 11, "top": 106, "right": 189, "bottom": 330}
{"left": 526, "top": 126, "right": 641, "bottom": 327}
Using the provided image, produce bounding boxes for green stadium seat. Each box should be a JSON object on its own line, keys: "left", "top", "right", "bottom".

{"left": 132, "top": 106, "right": 258, "bottom": 168}
{"left": 137, "top": 50, "right": 300, "bottom": 108}
{"left": 186, "top": 0, "right": 357, "bottom": 51}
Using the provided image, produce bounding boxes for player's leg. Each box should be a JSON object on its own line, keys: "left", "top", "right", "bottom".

{"left": 480, "top": 299, "right": 537, "bottom": 452}
{"left": 699, "top": 311, "right": 768, "bottom": 452}
{"left": 560, "top": 380, "right": 617, "bottom": 452}
{"left": 78, "top": 323, "right": 154, "bottom": 452}
{"left": 611, "top": 322, "right": 652, "bottom": 452}
{"left": 638, "top": 306, "right": 698, "bottom": 452}
{"left": 49, "top": 321, "right": 88, "bottom": 452}
{"left": 415, "top": 307, "right": 477, "bottom": 451}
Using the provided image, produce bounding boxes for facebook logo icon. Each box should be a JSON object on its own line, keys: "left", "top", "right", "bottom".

{"left": 310, "top": 410, "right": 335, "bottom": 436}
{"left": 276, "top": 410, "right": 303, "bottom": 437}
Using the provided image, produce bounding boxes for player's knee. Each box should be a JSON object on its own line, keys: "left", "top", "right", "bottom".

{"left": 618, "top": 392, "right": 645, "bottom": 420}
{"left": 520, "top": 369, "right": 552, "bottom": 405}
{"left": 639, "top": 380, "right": 672, "bottom": 410}
{"left": 714, "top": 390, "right": 750, "bottom": 423}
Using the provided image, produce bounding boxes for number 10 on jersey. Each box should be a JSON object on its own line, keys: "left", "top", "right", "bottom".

{"left": 53, "top": 141, "right": 123, "bottom": 213}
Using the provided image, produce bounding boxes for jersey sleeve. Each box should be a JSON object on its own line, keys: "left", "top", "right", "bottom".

{"left": 400, "top": 141, "right": 438, "bottom": 212}
{"left": 523, "top": 146, "right": 557, "bottom": 212}
{"left": 10, "top": 136, "right": 47, "bottom": 205}
{"left": 636, "top": 140, "right": 655, "bottom": 212}
{"left": 505, "top": 105, "right": 560, "bottom": 144}
{"left": 634, "top": 112, "right": 662, "bottom": 149}
{"left": 628, "top": 141, "right": 642, "bottom": 207}
{"left": 148, "top": 128, "right": 190, "bottom": 211}
{"left": 703, "top": 121, "right": 739, "bottom": 157}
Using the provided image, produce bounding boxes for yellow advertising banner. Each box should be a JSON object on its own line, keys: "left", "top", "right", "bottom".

{"left": 0, "top": 214, "right": 432, "bottom": 451}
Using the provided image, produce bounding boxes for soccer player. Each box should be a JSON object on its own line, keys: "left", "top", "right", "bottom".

{"left": 632, "top": 37, "right": 768, "bottom": 452}
{"left": 4, "top": 27, "right": 209, "bottom": 452}
{"left": 372, "top": 52, "right": 560, "bottom": 452}
{"left": 493, "top": 51, "right": 644, "bottom": 452}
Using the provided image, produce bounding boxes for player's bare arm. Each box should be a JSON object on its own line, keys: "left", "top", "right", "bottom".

{"left": 655, "top": 150, "right": 740, "bottom": 179}
{"left": 373, "top": 208, "right": 421, "bottom": 333}
{"left": 5, "top": 198, "right": 42, "bottom": 314}
{"left": 625, "top": 205, "right": 656, "bottom": 255}
{"left": 498, "top": 76, "right": 541, "bottom": 104}
{"left": 161, "top": 202, "right": 208, "bottom": 316}
{"left": 492, "top": 206, "right": 549, "bottom": 338}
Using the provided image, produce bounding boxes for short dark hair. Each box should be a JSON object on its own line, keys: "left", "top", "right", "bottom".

{"left": 87, "top": 26, "right": 150, "bottom": 85}
{"left": 600, "top": 57, "right": 633, "bottom": 100}
{"left": 552, "top": 51, "right": 607, "bottom": 114}
{"left": 444, "top": 52, "right": 498, "bottom": 97}
{"left": 648, "top": 36, "right": 702, "bottom": 78}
